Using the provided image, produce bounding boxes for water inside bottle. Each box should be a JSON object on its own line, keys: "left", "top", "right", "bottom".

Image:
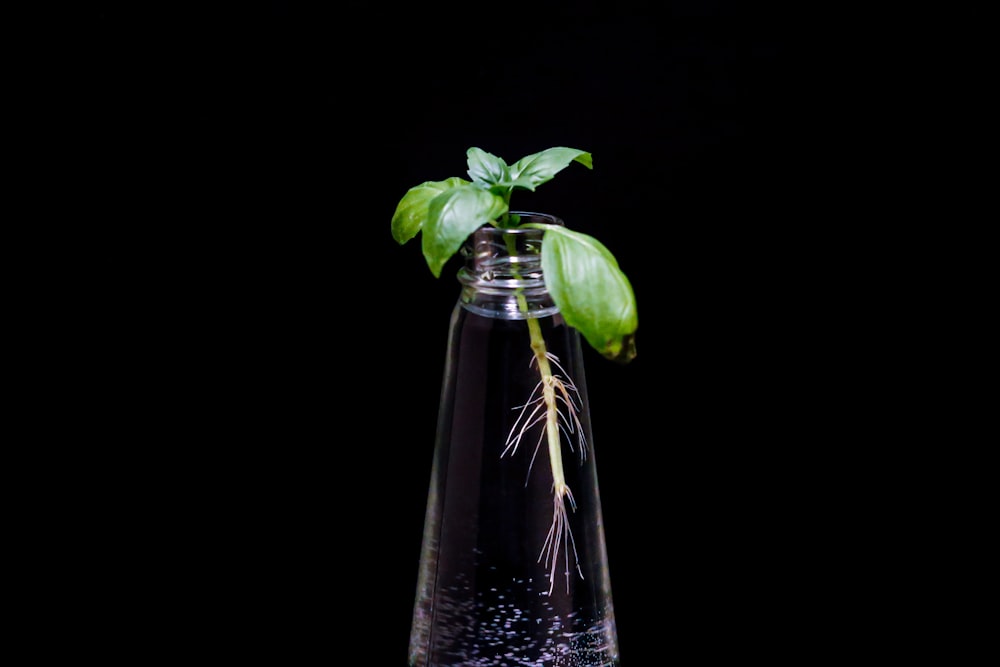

{"left": 409, "top": 308, "right": 620, "bottom": 667}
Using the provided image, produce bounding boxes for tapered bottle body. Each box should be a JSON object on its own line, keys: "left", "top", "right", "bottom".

{"left": 409, "top": 214, "right": 620, "bottom": 667}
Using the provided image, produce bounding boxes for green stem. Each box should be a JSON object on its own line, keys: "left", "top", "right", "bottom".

{"left": 504, "top": 233, "right": 568, "bottom": 496}
{"left": 527, "top": 317, "right": 567, "bottom": 493}
{"left": 501, "top": 226, "right": 582, "bottom": 595}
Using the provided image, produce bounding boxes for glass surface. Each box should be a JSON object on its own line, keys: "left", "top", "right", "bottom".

{"left": 409, "top": 217, "right": 620, "bottom": 667}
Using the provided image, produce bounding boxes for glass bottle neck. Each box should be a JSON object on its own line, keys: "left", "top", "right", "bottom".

{"left": 457, "top": 212, "right": 563, "bottom": 320}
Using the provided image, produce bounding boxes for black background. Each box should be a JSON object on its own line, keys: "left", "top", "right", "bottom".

{"left": 182, "top": 1, "right": 842, "bottom": 663}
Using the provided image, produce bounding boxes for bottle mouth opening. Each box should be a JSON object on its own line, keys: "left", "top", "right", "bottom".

{"left": 456, "top": 212, "right": 562, "bottom": 319}
{"left": 462, "top": 212, "right": 564, "bottom": 253}
{"left": 474, "top": 211, "right": 565, "bottom": 235}
{"left": 458, "top": 211, "right": 560, "bottom": 287}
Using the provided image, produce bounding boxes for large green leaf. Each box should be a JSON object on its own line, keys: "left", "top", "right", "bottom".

{"left": 390, "top": 177, "right": 469, "bottom": 244}
{"left": 509, "top": 148, "right": 593, "bottom": 192}
{"left": 422, "top": 185, "right": 508, "bottom": 278}
{"left": 540, "top": 226, "right": 638, "bottom": 363}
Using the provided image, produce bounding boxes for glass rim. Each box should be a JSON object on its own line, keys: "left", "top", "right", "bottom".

{"left": 473, "top": 211, "right": 566, "bottom": 234}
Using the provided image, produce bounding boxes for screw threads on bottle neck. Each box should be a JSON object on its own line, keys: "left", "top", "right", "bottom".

{"left": 457, "top": 213, "right": 563, "bottom": 319}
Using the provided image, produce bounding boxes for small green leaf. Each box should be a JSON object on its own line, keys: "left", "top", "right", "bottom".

{"left": 466, "top": 147, "right": 509, "bottom": 187}
{"left": 422, "top": 185, "right": 508, "bottom": 278}
{"left": 391, "top": 177, "right": 469, "bottom": 244}
{"left": 539, "top": 226, "right": 638, "bottom": 363}
{"left": 509, "top": 147, "right": 593, "bottom": 191}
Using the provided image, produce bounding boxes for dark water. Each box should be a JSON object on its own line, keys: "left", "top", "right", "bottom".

{"left": 409, "top": 309, "right": 620, "bottom": 667}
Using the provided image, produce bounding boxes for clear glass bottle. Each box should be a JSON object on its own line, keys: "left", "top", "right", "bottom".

{"left": 409, "top": 212, "right": 620, "bottom": 667}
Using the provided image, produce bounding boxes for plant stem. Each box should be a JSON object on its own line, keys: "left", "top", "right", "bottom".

{"left": 502, "top": 230, "right": 581, "bottom": 594}
{"left": 503, "top": 232, "right": 568, "bottom": 496}
{"left": 525, "top": 316, "right": 567, "bottom": 494}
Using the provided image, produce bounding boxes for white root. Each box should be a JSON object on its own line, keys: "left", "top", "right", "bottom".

{"left": 502, "top": 351, "right": 588, "bottom": 595}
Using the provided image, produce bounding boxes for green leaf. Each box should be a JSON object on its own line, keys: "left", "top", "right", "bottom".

{"left": 391, "top": 145, "right": 638, "bottom": 365}
{"left": 509, "top": 147, "right": 593, "bottom": 192}
{"left": 466, "top": 147, "right": 509, "bottom": 187}
{"left": 422, "top": 185, "right": 508, "bottom": 278}
{"left": 539, "top": 226, "right": 638, "bottom": 363}
{"left": 391, "top": 177, "right": 469, "bottom": 244}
